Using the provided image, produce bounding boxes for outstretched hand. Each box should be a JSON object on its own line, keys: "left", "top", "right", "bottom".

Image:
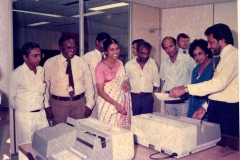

{"left": 169, "top": 86, "right": 185, "bottom": 98}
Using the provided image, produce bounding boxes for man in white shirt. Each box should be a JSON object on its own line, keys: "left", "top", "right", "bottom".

{"left": 125, "top": 41, "right": 160, "bottom": 115}
{"left": 170, "top": 24, "right": 239, "bottom": 137}
{"left": 160, "top": 37, "right": 196, "bottom": 117}
{"left": 44, "top": 35, "right": 94, "bottom": 126}
{"left": 83, "top": 32, "right": 111, "bottom": 118}
{"left": 177, "top": 33, "right": 190, "bottom": 54}
{"left": 9, "top": 42, "right": 49, "bottom": 144}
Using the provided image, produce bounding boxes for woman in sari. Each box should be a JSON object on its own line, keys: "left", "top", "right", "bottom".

{"left": 188, "top": 39, "right": 220, "bottom": 121}
{"left": 95, "top": 38, "right": 131, "bottom": 126}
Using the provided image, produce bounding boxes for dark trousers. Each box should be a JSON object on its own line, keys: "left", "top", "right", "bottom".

{"left": 131, "top": 93, "right": 154, "bottom": 116}
{"left": 208, "top": 100, "right": 239, "bottom": 137}
{"left": 51, "top": 97, "right": 85, "bottom": 126}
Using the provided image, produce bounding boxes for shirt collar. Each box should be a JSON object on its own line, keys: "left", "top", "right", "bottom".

{"left": 178, "top": 48, "right": 188, "bottom": 54}
{"left": 59, "top": 53, "right": 76, "bottom": 64}
{"left": 94, "top": 48, "right": 103, "bottom": 55}
{"left": 220, "top": 44, "right": 232, "bottom": 59}
{"left": 22, "top": 62, "right": 42, "bottom": 74}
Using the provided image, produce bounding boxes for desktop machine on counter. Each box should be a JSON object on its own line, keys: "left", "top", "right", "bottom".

{"left": 32, "top": 117, "right": 134, "bottom": 160}
{"left": 131, "top": 112, "right": 221, "bottom": 158}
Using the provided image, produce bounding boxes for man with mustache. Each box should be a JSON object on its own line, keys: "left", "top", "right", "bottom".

{"left": 125, "top": 41, "right": 160, "bottom": 115}
{"left": 160, "top": 37, "right": 196, "bottom": 117}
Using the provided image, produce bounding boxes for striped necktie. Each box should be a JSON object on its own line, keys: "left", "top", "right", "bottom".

{"left": 66, "top": 59, "right": 75, "bottom": 97}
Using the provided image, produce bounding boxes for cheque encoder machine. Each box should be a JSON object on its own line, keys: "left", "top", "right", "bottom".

{"left": 131, "top": 112, "right": 221, "bottom": 158}
{"left": 32, "top": 118, "right": 134, "bottom": 160}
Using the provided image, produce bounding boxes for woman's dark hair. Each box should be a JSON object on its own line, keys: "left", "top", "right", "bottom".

{"left": 21, "top": 42, "right": 41, "bottom": 57}
{"left": 103, "top": 38, "right": 119, "bottom": 52}
{"left": 189, "top": 39, "right": 213, "bottom": 59}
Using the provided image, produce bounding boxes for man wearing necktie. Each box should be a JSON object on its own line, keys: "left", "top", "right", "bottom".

{"left": 177, "top": 33, "right": 190, "bottom": 54}
{"left": 170, "top": 24, "right": 239, "bottom": 138}
{"left": 83, "top": 32, "right": 111, "bottom": 118}
{"left": 43, "top": 35, "right": 95, "bottom": 126}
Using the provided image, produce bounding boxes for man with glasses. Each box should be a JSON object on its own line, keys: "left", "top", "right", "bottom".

{"left": 9, "top": 42, "right": 49, "bottom": 144}
{"left": 43, "top": 35, "right": 94, "bottom": 126}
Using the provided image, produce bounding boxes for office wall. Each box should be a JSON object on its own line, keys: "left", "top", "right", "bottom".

{"left": 161, "top": 1, "right": 238, "bottom": 59}
{"left": 161, "top": 4, "right": 213, "bottom": 59}
{"left": 214, "top": 1, "right": 238, "bottom": 48}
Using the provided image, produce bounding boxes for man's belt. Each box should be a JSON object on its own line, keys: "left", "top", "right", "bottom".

{"left": 51, "top": 93, "right": 84, "bottom": 101}
{"left": 131, "top": 92, "right": 152, "bottom": 96}
{"left": 31, "top": 109, "right": 41, "bottom": 112}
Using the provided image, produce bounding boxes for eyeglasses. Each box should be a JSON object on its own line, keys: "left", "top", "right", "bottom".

{"left": 62, "top": 46, "right": 78, "bottom": 51}
{"left": 30, "top": 54, "right": 45, "bottom": 58}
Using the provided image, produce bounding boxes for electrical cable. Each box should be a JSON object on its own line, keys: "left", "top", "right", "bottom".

{"left": 150, "top": 151, "right": 178, "bottom": 160}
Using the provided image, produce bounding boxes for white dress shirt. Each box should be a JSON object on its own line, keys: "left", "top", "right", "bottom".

{"left": 9, "top": 63, "right": 46, "bottom": 112}
{"left": 83, "top": 49, "right": 103, "bottom": 84}
{"left": 178, "top": 48, "right": 189, "bottom": 54}
{"left": 188, "top": 44, "right": 238, "bottom": 103}
{"left": 160, "top": 52, "right": 196, "bottom": 92}
{"left": 43, "top": 54, "right": 95, "bottom": 109}
{"left": 125, "top": 57, "right": 160, "bottom": 93}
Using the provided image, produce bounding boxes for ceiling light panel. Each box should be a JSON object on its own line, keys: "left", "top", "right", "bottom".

{"left": 27, "top": 22, "right": 50, "bottom": 26}
{"left": 89, "top": 2, "right": 129, "bottom": 11}
{"left": 13, "top": 9, "right": 63, "bottom": 17}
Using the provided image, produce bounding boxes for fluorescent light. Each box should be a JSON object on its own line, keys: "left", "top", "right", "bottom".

{"left": 13, "top": 9, "right": 63, "bottom": 18}
{"left": 27, "top": 22, "right": 50, "bottom": 26}
{"left": 72, "top": 11, "right": 105, "bottom": 18}
{"left": 84, "top": 11, "right": 105, "bottom": 17}
{"left": 12, "top": 0, "right": 18, "bottom": 2}
{"left": 89, "top": 2, "right": 129, "bottom": 11}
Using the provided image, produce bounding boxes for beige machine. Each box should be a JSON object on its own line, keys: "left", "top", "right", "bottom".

{"left": 131, "top": 113, "right": 221, "bottom": 158}
{"left": 32, "top": 117, "right": 134, "bottom": 160}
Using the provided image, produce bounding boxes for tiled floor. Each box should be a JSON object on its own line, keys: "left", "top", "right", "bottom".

{"left": 0, "top": 108, "right": 18, "bottom": 160}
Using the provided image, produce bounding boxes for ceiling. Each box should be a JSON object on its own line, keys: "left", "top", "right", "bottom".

{"left": 12, "top": 0, "right": 236, "bottom": 34}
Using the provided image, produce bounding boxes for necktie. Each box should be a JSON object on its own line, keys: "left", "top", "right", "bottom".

{"left": 183, "top": 50, "right": 186, "bottom": 54}
{"left": 101, "top": 53, "right": 105, "bottom": 60}
{"left": 66, "top": 59, "right": 75, "bottom": 97}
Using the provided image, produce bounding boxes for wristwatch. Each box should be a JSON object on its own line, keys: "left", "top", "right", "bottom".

{"left": 184, "top": 85, "right": 188, "bottom": 92}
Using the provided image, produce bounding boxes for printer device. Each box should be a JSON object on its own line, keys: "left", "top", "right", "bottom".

{"left": 32, "top": 117, "right": 134, "bottom": 160}
{"left": 131, "top": 112, "right": 221, "bottom": 158}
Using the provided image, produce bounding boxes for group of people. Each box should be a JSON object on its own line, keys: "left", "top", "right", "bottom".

{"left": 9, "top": 23, "right": 239, "bottom": 147}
